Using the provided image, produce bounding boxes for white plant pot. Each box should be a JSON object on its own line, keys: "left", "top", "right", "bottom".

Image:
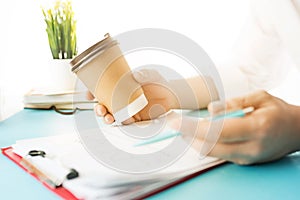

{"left": 45, "top": 59, "right": 76, "bottom": 91}
{"left": 0, "top": 87, "right": 3, "bottom": 121}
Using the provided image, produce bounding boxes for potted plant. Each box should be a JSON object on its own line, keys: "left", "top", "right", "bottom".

{"left": 41, "top": 0, "right": 77, "bottom": 91}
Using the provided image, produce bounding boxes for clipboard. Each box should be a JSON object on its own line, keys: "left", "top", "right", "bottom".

{"left": 1, "top": 147, "right": 78, "bottom": 200}
{"left": 2, "top": 146, "right": 225, "bottom": 199}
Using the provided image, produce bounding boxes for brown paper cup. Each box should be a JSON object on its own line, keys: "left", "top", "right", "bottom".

{"left": 70, "top": 34, "right": 148, "bottom": 123}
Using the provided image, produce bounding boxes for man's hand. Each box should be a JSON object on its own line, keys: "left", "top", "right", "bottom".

{"left": 89, "top": 69, "right": 178, "bottom": 124}
{"left": 170, "top": 90, "right": 300, "bottom": 165}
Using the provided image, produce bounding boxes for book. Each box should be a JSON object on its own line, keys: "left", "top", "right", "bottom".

{"left": 4, "top": 114, "right": 225, "bottom": 199}
{"left": 23, "top": 89, "right": 97, "bottom": 111}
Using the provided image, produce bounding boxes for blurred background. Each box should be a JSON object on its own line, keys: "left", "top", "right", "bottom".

{"left": 0, "top": 0, "right": 251, "bottom": 120}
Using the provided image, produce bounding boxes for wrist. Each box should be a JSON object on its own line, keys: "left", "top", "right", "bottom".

{"left": 288, "top": 104, "right": 300, "bottom": 152}
{"left": 166, "top": 81, "right": 180, "bottom": 109}
{"left": 167, "top": 77, "right": 219, "bottom": 110}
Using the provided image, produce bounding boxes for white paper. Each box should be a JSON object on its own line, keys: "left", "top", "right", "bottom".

{"left": 12, "top": 115, "right": 223, "bottom": 199}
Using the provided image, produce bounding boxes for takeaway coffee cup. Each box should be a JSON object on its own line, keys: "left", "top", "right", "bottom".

{"left": 70, "top": 33, "right": 148, "bottom": 123}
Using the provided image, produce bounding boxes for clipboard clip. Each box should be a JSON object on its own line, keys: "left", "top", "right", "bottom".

{"left": 21, "top": 150, "right": 79, "bottom": 188}
{"left": 52, "top": 106, "right": 78, "bottom": 115}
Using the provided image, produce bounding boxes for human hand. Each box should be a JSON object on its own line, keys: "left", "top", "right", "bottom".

{"left": 170, "top": 90, "right": 300, "bottom": 165}
{"left": 90, "top": 69, "right": 178, "bottom": 125}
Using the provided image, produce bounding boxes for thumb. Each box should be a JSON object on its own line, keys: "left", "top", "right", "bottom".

{"left": 168, "top": 115, "right": 209, "bottom": 140}
{"left": 168, "top": 115, "right": 221, "bottom": 157}
{"left": 208, "top": 101, "right": 226, "bottom": 116}
{"left": 86, "top": 91, "right": 95, "bottom": 100}
{"left": 132, "top": 69, "right": 167, "bottom": 84}
{"left": 225, "top": 90, "right": 270, "bottom": 110}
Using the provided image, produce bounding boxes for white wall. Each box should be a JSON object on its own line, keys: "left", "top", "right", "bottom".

{"left": 0, "top": 0, "right": 250, "bottom": 120}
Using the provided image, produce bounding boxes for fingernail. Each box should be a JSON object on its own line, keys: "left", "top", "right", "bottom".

{"left": 96, "top": 106, "right": 103, "bottom": 116}
{"left": 105, "top": 115, "right": 111, "bottom": 123}
{"left": 210, "top": 101, "right": 225, "bottom": 108}
{"left": 122, "top": 117, "right": 135, "bottom": 125}
{"left": 208, "top": 101, "right": 226, "bottom": 115}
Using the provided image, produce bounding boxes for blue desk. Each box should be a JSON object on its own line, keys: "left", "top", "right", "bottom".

{"left": 1, "top": 109, "right": 300, "bottom": 199}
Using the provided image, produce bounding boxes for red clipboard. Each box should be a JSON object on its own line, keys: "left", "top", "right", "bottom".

{"left": 2, "top": 146, "right": 225, "bottom": 200}
{"left": 1, "top": 147, "right": 78, "bottom": 200}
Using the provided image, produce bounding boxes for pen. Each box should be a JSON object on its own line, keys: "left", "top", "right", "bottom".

{"left": 208, "top": 106, "right": 254, "bottom": 121}
{"left": 134, "top": 107, "right": 254, "bottom": 147}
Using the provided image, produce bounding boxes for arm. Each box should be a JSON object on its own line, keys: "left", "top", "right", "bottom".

{"left": 168, "top": 76, "right": 219, "bottom": 110}
{"left": 94, "top": 69, "right": 218, "bottom": 124}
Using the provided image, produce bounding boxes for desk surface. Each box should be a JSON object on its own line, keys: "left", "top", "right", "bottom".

{"left": 1, "top": 109, "right": 300, "bottom": 200}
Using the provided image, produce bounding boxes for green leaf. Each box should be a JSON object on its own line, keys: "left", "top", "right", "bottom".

{"left": 41, "top": 0, "right": 77, "bottom": 59}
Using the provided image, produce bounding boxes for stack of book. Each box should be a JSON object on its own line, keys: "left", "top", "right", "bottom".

{"left": 23, "top": 89, "right": 97, "bottom": 112}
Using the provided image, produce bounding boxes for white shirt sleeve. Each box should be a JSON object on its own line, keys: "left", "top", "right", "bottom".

{"left": 220, "top": 0, "right": 300, "bottom": 98}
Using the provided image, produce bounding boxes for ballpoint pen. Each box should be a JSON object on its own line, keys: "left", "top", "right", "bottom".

{"left": 134, "top": 107, "right": 254, "bottom": 147}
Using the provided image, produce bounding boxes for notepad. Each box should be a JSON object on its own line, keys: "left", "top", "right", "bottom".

{"left": 8, "top": 113, "right": 225, "bottom": 199}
